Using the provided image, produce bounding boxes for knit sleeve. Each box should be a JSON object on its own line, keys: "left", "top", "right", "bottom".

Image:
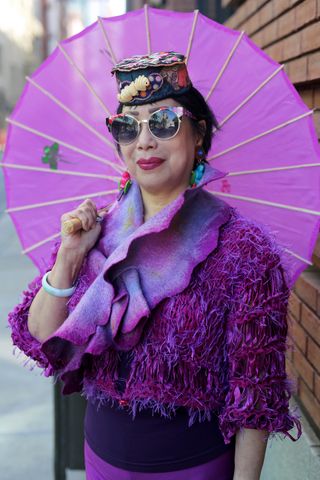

{"left": 218, "top": 220, "right": 302, "bottom": 445}
{"left": 7, "top": 241, "right": 89, "bottom": 376}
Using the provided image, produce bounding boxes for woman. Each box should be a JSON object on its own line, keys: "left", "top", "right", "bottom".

{"left": 9, "top": 52, "right": 302, "bottom": 480}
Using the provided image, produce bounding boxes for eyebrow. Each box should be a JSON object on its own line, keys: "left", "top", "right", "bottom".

{"left": 125, "top": 106, "right": 168, "bottom": 116}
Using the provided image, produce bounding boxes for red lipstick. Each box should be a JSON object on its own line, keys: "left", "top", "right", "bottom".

{"left": 137, "top": 157, "right": 165, "bottom": 170}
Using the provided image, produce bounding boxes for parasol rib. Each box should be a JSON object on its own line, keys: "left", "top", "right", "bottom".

{"left": 210, "top": 190, "right": 320, "bottom": 216}
{"left": 144, "top": 4, "right": 151, "bottom": 54}
{"left": 284, "top": 248, "right": 312, "bottom": 265}
{"left": 208, "top": 110, "right": 313, "bottom": 160}
{"left": 226, "top": 163, "right": 320, "bottom": 176}
{"left": 7, "top": 190, "right": 118, "bottom": 213}
{"left": 97, "top": 17, "right": 117, "bottom": 65}
{"left": 26, "top": 76, "right": 122, "bottom": 163}
{"left": 22, "top": 232, "right": 61, "bottom": 255}
{"left": 185, "top": 10, "right": 199, "bottom": 65}
{"left": 206, "top": 31, "right": 245, "bottom": 101}
{"left": 0, "top": 162, "right": 119, "bottom": 181}
{"left": 218, "top": 65, "right": 285, "bottom": 128}
{"left": 58, "top": 44, "right": 112, "bottom": 116}
{"left": 6, "top": 118, "right": 124, "bottom": 174}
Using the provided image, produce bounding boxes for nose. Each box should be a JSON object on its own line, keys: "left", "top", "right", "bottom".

{"left": 136, "top": 120, "right": 157, "bottom": 151}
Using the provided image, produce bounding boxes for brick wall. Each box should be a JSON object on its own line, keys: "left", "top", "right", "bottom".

{"left": 288, "top": 270, "right": 320, "bottom": 436}
{"left": 224, "top": 0, "right": 320, "bottom": 436}
{"left": 224, "top": 0, "right": 320, "bottom": 135}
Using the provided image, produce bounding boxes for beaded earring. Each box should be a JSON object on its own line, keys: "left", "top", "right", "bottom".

{"left": 118, "top": 170, "right": 132, "bottom": 201}
{"left": 189, "top": 147, "right": 206, "bottom": 188}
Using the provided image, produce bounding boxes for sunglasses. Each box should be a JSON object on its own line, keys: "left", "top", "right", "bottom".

{"left": 106, "top": 106, "right": 197, "bottom": 145}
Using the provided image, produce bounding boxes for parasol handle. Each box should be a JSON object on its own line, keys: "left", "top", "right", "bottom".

{"left": 61, "top": 218, "right": 82, "bottom": 235}
{"left": 61, "top": 206, "right": 111, "bottom": 236}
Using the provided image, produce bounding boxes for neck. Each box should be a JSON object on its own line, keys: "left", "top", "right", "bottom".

{"left": 140, "top": 183, "right": 189, "bottom": 222}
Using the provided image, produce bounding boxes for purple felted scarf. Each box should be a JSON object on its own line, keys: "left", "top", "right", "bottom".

{"left": 41, "top": 164, "right": 232, "bottom": 388}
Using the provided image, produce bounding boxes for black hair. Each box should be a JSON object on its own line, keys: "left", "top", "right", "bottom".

{"left": 114, "top": 86, "right": 221, "bottom": 160}
{"left": 169, "top": 86, "right": 220, "bottom": 156}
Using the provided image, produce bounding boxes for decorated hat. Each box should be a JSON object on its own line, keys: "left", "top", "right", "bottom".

{"left": 111, "top": 51, "right": 192, "bottom": 105}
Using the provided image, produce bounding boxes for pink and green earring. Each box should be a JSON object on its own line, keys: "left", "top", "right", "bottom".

{"left": 189, "top": 147, "right": 206, "bottom": 188}
{"left": 118, "top": 170, "right": 132, "bottom": 201}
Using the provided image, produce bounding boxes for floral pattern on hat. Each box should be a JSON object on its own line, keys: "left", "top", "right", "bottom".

{"left": 111, "top": 51, "right": 186, "bottom": 72}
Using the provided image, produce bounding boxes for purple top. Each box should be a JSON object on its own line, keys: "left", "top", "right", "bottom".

{"left": 84, "top": 350, "right": 235, "bottom": 472}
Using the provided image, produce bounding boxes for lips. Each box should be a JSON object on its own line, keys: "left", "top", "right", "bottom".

{"left": 137, "top": 157, "right": 165, "bottom": 165}
{"left": 137, "top": 157, "right": 165, "bottom": 170}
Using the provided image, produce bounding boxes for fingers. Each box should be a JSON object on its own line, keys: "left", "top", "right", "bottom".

{"left": 61, "top": 199, "right": 98, "bottom": 232}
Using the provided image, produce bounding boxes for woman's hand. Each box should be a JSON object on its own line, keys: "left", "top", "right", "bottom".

{"left": 27, "top": 199, "right": 105, "bottom": 342}
{"left": 59, "top": 199, "right": 103, "bottom": 256}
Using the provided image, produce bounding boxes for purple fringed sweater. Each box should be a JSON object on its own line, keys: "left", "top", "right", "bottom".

{"left": 8, "top": 165, "right": 302, "bottom": 446}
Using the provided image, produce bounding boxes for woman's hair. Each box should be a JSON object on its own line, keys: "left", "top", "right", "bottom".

{"left": 168, "top": 86, "right": 221, "bottom": 157}
{"left": 115, "top": 86, "right": 221, "bottom": 161}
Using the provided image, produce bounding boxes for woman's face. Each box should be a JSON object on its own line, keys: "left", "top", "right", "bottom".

{"left": 120, "top": 98, "right": 203, "bottom": 196}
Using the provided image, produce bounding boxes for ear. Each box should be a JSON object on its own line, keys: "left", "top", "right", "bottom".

{"left": 195, "top": 120, "right": 206, "bottom": 147}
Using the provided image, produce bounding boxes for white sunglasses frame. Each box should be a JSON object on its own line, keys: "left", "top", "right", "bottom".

{"left": 106, "top": 106, "right": 197, "bottom": 145}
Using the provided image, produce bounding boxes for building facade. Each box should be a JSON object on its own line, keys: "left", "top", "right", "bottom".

{"left": 126, "top": 0, "right": 219, "bottom": 19}
{"left": 0, "top": 0, "right": 43, "bottom": 129}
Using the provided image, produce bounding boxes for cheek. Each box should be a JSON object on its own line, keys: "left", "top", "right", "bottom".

{"left": 179, "top": 122, "right": 196, "bottom": 150}
{"left": 120, "top": 147, "right": 136, "bottom": 173}
{"left": 165, "top": 146, "right": 194, "bottom": 180}
{"left": 171, "top": 131, "right": 196, "bottom": 166}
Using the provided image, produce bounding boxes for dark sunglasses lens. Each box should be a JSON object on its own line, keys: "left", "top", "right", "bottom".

{"left": 110, "top": 116, "right": 138, "bottom": 144}
{"left": 149, "top": 109, "right": 179, "bottom": 139}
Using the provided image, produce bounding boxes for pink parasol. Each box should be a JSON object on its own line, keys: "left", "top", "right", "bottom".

{"left": 1, "top": 5, "right": 320, "bottom": 287}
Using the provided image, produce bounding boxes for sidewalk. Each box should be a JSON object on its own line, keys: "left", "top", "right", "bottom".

{"left": 0, "top": 178, "right": 85, "bottom": 479}
{"left": 0, "top": 210, "right": 54, "bottom": 480}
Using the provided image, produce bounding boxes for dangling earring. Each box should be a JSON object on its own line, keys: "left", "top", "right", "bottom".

{"left": 189, "top": 147, "right": 206, "bottom": 188}
{"left": 118, "top": 170, "right": 132, "bottom": 201}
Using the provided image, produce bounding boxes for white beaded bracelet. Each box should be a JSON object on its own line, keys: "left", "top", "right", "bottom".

{"left": 42, "top": 271, "right": 77, "bottom": 298}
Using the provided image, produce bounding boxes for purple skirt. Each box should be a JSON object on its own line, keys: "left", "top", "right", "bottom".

{"left": 84, "top": 439, "right": 235, "bottom": 480}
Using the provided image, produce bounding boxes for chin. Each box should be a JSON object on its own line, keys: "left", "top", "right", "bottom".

{"left": 139, "top": 177, "right": 167, "bottom": 193}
